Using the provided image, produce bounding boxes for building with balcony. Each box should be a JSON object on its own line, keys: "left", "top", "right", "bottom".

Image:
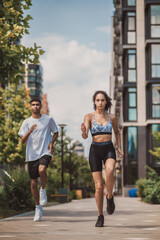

{"left": 24, "top": 63, "right": 43, "bottom": 99}
{"left": 111, "top": 0, "right": 160, "bottom": 196}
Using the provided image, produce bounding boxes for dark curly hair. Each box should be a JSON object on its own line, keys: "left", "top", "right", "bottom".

{"left": 30, "top": 97, "right": 41, "bottom": 105}
{"left": 93, "top": 90, "right": 112, "bottom": 110}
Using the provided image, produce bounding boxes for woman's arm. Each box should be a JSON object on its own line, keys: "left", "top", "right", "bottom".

{"left": 81, "top": 114, "right": 91, "bottom": 139}
{"left": 112, "top": 115, "right": 124, "bottom": 158}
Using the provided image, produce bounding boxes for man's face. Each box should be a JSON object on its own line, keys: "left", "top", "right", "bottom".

{"left": 30, "top": 101, "right": 41, "bottom": 114}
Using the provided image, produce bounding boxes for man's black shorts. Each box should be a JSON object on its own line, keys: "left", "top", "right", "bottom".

{"left": 28, "top": 155, "right": 52, "bottom": 179}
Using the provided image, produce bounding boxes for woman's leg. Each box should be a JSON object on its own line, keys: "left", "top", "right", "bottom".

{"left": 105, "top": 158, "right": 116, "bottom": 199}
{"left": 92, "top": 171, "right": 104, "bottom": 216}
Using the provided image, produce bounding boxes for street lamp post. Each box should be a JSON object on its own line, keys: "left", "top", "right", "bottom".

{"left": 59, "top": 124, "right": 67, "bottom": 188}
{"left": 68, "top": 137, "right": 73, "bottom": 191}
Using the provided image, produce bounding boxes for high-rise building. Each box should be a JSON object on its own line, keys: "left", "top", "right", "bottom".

{"left": 42, "top": 94, "right": 49, "bottom": 115}
{"left": 24, "top": 63, "right": 43, "bottom": 99}
{"left": 74, "top": 141, "right": 84, "bottom": 156}
{"left": 111, "top": 0, "right": 160, "bottom": 196}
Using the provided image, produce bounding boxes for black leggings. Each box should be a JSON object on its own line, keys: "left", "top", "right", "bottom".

{"left": 89, "top": 141, "right": 116, "bottom": 172}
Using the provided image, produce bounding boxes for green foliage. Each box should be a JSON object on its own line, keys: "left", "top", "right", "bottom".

{"left": 136, "top": 166, "right": 160, "bottom": 204}
{"left": 46, "top": 160, "right": 61, "bottom": 201}
{"left": 46, "top": 132, "right": 94, "bottom": 201}
{"left": 149, "top": 131, "right": 160, "bottom": 159}
{"left": 0, "top": 83, "right": 31, "bottom": 164}
{"left": 69, "top": 190, "right": 77, "bottom": 201}
{"left": 136, "top": 178, "right": 146, "bottom": 198}
{"left": 0, "top": 0, "right": 44, "bottom": 86}
{"left": 0, "top": 167, "right": 34, "bottom": 213}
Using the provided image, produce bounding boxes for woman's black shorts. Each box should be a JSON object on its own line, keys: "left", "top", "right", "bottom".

{"left": 28, "top": 155, "right": 51, "bottom": 179}
{"left": 89, "top": 141, "right": 116, "bottom": 172}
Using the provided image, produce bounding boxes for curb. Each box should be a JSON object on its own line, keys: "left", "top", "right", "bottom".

{"left": 0, "top": 210, "right": 34, "bottom": 222}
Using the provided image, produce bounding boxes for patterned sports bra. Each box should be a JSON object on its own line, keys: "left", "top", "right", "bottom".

{"left": 91, "top": 112, "right": 112, "bottom": 136}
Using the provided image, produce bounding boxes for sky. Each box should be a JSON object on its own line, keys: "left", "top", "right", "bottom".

{"left": 22, "top": 0, "right": 114, "bottom": 156}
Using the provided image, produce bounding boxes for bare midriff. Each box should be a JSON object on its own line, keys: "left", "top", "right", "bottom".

{"left": 92, "top": 134, "right": 112, "bottom": 143}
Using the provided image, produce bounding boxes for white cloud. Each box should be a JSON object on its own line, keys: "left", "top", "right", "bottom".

{"left": 22, "top": 34, "right": 111, "bottom": 156}
{"left": 95, "top": 26, "right": 111, "bottom": 34}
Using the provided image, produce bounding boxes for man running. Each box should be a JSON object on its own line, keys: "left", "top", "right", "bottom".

{"left": 18, "top": 98, "right": 58, "bottom": 221}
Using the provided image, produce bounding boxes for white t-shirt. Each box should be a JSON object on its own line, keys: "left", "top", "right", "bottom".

{"left": 18, "top": 114, "right": 58, "bottom": 162}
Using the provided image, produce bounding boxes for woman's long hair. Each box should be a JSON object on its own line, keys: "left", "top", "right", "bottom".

{"left": 92, "top": 90, "right": 112, "bottom": 110}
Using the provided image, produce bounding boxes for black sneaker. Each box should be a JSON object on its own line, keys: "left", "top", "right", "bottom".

{"left": 95, "top": 215, "right": 104, "bottom": 227}
{"left": 106, "top": 195, "right": 115, "bottom": 215}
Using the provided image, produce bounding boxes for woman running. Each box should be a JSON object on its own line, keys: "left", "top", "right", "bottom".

{"left": 81, "top": 90, "right": 124, "bottom": 227}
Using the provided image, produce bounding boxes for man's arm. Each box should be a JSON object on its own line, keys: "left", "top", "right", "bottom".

{"left": 21, "top": 124, "right": 37, "bottom": 144}
{"left": 48, "top": 131, "right": 58, "bottom": 154}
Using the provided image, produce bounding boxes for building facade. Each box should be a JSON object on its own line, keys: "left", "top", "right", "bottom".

{"left": 111, "top": 0, "right": 160, "bottom": 196}
{"left": 42, "top": 94, "right": 49, "bottom": 115}
{"left": 24, "top": 63, "right": 43, "bottom": 99}
{"left": 74, "top": 141, "right": 85, "bottom": 156}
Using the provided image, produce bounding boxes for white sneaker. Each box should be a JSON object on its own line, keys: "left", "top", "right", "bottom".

{"left": 34, "top": 205, "right": 43, "bottom": 222}
{"left": 40, "top": 188, "right": 47, "bottom": 206}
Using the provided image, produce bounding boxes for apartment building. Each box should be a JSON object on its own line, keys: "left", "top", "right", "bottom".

{"left": 111, "top": 0, "right": 160, "bottom": 196}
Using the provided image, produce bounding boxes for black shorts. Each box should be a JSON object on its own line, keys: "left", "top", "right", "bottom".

{"left": 28, "top": 155, "right": 51, "bottom": 179}
{"left": 89, "top": 141, "right": 116, "bottom": 172}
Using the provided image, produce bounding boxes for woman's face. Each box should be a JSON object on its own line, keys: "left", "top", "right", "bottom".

{"left": 94, "top": 93, "right": 107, "bottom": 110}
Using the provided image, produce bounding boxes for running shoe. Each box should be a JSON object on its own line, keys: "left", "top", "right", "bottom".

{"left": 34, "top": 205, "right": 43, "bottom": 222}
{"left": 95, "top": 215, "right": 104, "bottom": 227}
{"left": 40, "top": 188, "right": 47, "bottom": 206}
{"left": 106, "top": 195, "right": 115, "bottom": 215}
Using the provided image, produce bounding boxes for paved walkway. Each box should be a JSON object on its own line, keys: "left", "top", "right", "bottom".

{"left": 0, "top": 196, "right": 160, "bottom": 240}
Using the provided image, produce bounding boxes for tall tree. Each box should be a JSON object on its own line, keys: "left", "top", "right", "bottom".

{"left": 0, "top": 0, "right": 44, "bottom": 165}
{"left": 0, "top": 0, "right": 44, "bottom": 86}
{"left": 0, "top": 84, "right": 31, "bottom": 165}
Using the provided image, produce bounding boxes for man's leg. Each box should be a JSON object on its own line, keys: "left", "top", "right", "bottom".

{"left": 39, "top": 165, "right": 47, "bottom": 189}
{"left": 31, "top": 178, "right": 39, "bottom": 205}
{"left": 105, "top": 158, "right": 116, "bottom": 215}
{"left": 39, "top": 164, "right": 47, "bottom": 206}
{"left": 31, "top": 178, "right": 43, "bottom": 221}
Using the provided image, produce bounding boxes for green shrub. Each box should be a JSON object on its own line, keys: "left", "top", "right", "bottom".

{"left": 69, "top": 190, "right": 77, "bottom": 201}
{"left": 0, "top": 167, "right": 34, "bottom": 211}
{"left": 136, "top": 166, "right": 160, "bottom": 204}
{"left": 136, "top": 178, "right": 146, "bottom": 198}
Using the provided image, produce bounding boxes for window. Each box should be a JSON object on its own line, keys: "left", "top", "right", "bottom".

{"left": 151, "top": 44, "right": 160, "bottom": 78}
{"left": 28, "top": 82, "right": 36, "bottom": 88}
{"left": 28, "top": 68, "right": 36, "bottom": 75}
{"left": 152, "top": 84, "right": 160, "bottom": 118}
{"left": 127, "top": 12, "right": 136, "bottom": 44}
{"left": 124, "top": 127, "right": 138, "bottom": 185}
{"left": 128, "top": 88, "right": 137, "bottom": 121}
{"left": 28, "top": 76, "right": 36, "bottom": 82}
{"left": 127, "top": 0, "right": 136, "bottom": 6}
{"left": 150, "top": 5, "right": 160, "bottom": 38}
{"left": 124, "top": 87, "right": 137, "bottom": 122}
{"left": 128, "top": 49, "right": 136, "bottom": 82}
{"left": 30, "top": 89, "right": 41, "bottom": 97}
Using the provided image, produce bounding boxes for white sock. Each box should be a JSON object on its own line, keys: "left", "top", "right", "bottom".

{"left": 36, "top": 204, "right": 41, "bottom": 208}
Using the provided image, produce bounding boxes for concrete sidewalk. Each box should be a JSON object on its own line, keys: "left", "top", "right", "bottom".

{"left": 0, "top": 196, "right": 160, "bottom": 240}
